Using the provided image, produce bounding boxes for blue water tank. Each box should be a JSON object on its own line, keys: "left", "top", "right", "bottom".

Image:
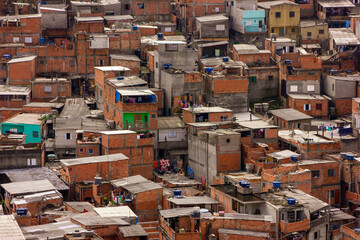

{"left": 164, "top": 63, "right": 172, "bottom": 70}
{"left": 290, "top": 155, "right": 299, "bottom": 162}
{"left": 239, "top": 180, "right": 250, "bottom": 188}
{"left": 173, "top": 189, "right": 182, "bottom": 196}
{"left": 222, "top": 57, "right": 229, "bottom": 62}
{"left": 99, "top": 137, "right": 102, "bottom": 142}
{"left": 157, "top": 33, "right": 164, "bottom": 39}
{"left": 117, "top": 76, "right": 124, "bottom": 80}
{"left": 273, "top": 181, "right": 281, "bottom": 188}
{"left": 40, "top": 38, "right": 45, "bottom": 45}
{"left": 205, "top": 67, "right": 213, "bottom": 73}
{"left": 346, "top": 70, "right": 352, "bottom": 74}
{"left": 3, "top": 54, "right": 11, "bottom": 59}
{"left": 284, "top": 59, "right": 292, "bottom": 64}
{"left": 132, "top": 26, "right": 138, "bottom": 31}
{"left": 16, "top": 207, "right": 28, "bottom": 216}
{"left": 346, "top": 154, "right": 355, "bottom": 161}
{"left": 287, "top": 198, "right": 296, "bottom": 205}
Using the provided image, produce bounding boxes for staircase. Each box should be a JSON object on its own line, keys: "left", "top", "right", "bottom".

{"left": 139, "top": 221, "right": 159, "bottom": 240}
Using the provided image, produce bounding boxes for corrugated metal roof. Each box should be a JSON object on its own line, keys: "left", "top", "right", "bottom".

{"left": 117, "top": 88, "right": 155, "bottom": 96}
{"left": 0, "top": 167, "right": 69, "bottom": 191}
{"left": 184, "top": 106, "right": 232, "bottom": 114}
{"left": 104, "top": 15, "right": 134, "bottom": 21}
{"left": 60, "top": 98, "right": 90, "bottom": 117}
{"left": 0, "top": 85, "right": 30, "bottom": 95}
{"left": 330, "top": 28, "right": 360, "bottom": 46}
{"left": 158, "top": 116, "right": 186, "bottom": 129}
{"left": 60, "top": 153, "right": 128, "bottom": 167}
{"left": 94, "top": 206, "right": 137, "bottom": 218}
{"left": 4, "top": 113, "right": 42, "bottom": 125}
{"left": 317, "top": 0, "right": 354, "bottom": 8}
{"left": 110, "top": 54, "right": 141, "bottom": 61}
{"left": 75, "top": 16, "right": 104, "bottom": 22}
{"left": 0, "top": 215, "right": 25, "bottom": 240}
{"left": 1, "top": 179, "right": 55, "bottom": 195}
{"left": 111, "top": 175, "right": 162, "bottom": 194}
{"left": 22, "top": 220, "right": 83, "bottom": 239}
{"left": 196, "top": 14, "right": 228, "bottom": 22}
{"left": 270, "top": 108, "right": 313, "bottom": 121}
{"left": 94, "top": 66, "right": 130, "bottom": 71}
{"left": 160, "top": 207, "right": 199, "bottom": 218}
{"left": 119, "top": 225, "right": 148, "bottom": 237}
{"left": 258, "top": 0, "right": 297, "bottom": 9}
{"left": 7, "top": 55, "right": 36, "bottom": 64}
{"left": 167, "top": 196, "right": 220, "bottom": 205}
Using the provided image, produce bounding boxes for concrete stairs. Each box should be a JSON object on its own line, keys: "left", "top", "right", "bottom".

{"left": 139, "top": 221, "right": 159, "bottom": 240}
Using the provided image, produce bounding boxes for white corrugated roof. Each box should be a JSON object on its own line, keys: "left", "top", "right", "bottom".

{"left": 94, "top": 206, "right": 137, "bottom": 218}
{"left": 8, "top": 55, "right": 36, "bottom": 64}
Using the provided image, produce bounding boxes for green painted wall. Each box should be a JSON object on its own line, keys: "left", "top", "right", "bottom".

{"left": 1, "top": 123, "right": 41, "bottom": 144}
{"left": 122, "top": 112, "right": 149, "bottom": 124}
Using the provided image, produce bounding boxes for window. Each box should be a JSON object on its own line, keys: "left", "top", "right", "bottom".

{"left": 215, "top": 194, "right": 219, "bottom": 201}
{"left": 307, "top": 85, "right": 315, "bottom": 92}
{"left": 100, "top": 89, "right": 103, "bottom": 97}
{"left": 70, "top": 60, "right": 75, "bottom": 67}
{"left": 168, "top": 131, "right": 177, "bottom": 138}
{"left": 98, "top": 59, "right": 104, "bottom": 66}
{"left": 135, "top": 37, "right": 139, "bottom": 40}
{"left": 221, "top": 116, "right": 228, "bottom": 121}
{"left": 329, "top": 190, "right": 335, "bottom": 198}
{"left": 275, "top": 12, "right": 281, "bottom": 18}
{"left": 248, "top": 76, "right": 256, "bottom": 83}
{"left": 216, "top": 25, "right": 225, "bottom": 31}
{"left": 67, "top": 43, "right": 73, "bottom": 50}
{"left": 79, "top": 148, "right": 84, "bottom": 153}
{"left": 231, "top": 1, "right": 234, "bottom": 6}
{"left": 289, "top": 11, "right": 295, "bottom": 17}
{"left": 304, "top": 104, "right": 311, "bottom": 111}
{"left": 33, "top": 131, "right": 39, "bottom": 138}
{"left": 226, "top": 138, "right": 230, "bottom": 143}
{"left": 152, "top": 114, "right": 156, "bottom": 118}
{"left": 156, "top": 62, "right": 158, "bottom": 68}
{"left": 124, "top": 4, "right": 130, "bottom": 10}
{"left": 290, "top": 85, "right": 298, "bottom": 92}
{"left": 289, "top": 46, "right": 294, "bottom": 52}
{"left": 307, "top": 32, "right": 312, "bottom": 37}
{"left": 27, "top": 158, "right": 36, "bottom": 166}
{"left": 314, "top": 231, "right": 319, "bottom": 239}
{"left": 316, "top": 103, "right": 322, "bottom": 110}
{"left": 332, "top": 84, "right": 335, "bottom": 91}
{"left": 311, "top": 170, "right": 320, "bottom": 178}
{"left": 88, "top": 149, "right": 94, "bottom": 154}
{"left": 13, "top": 37, "right": 19, "bottom": 43}
{"left": 40, "top": 60, "right": 45, "bottom": 65}
{"left": 65, "top": 133, "right": 72, "bottom": 139}
{"left": 25, "top": 37, "right": 32, "bottom": 43}
{"left": 271, "top": 28, "right": 275, "bottom": 33}
{"left": 291, "top": 28, "right": 295, "bottom": 33}
{"left": 57, "top": 86, "right": 66, "bottom": 93}
{"left": 44, "top": 86, "right": 52, "bottom": 93}
{"left": 328, "top": 169, "right": 335, "bottom": 177}
{"left": 137, "top": 3, "right": 144, "bottom": 9}
{"left": 214, "top": 7, "right": 220, "bottom": 13}
{"left": 319, "top": 29, "right": 324, "bottom": 34}
{"left": 267, "top": 75, "right": 274, "bottom": 81}
{"left": 232, "top": 199, "right": 238, "bottom": 212}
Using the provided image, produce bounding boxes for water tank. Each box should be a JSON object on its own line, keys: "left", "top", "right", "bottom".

{"left": 72, "top": 230, "right": 81, "bottom": 237}
{"left": 284, "top": 59, "right": 292, "bottom": 64}
{"left": 94, "top": 176, "right": 102, "bottom": 185}
{"left": 132, "top": 26, "right": 138, "bottom": 31}
{"left": 191, "top": 207, "right": 200, "bottom": 218}
{"left": 287, "top": 198, "right": 296, "bottom": 205}
{"left": 346, "top": 70, "right": 352, "bottom": 74}
{"left": 205, "top": 67, "right": 213, "bottom": 73}
{"left": 157, "top": 33, "right": 164, "bottom": 39}
{"left": 273, "top": 181, "right": 281, "bottom": 188}
{"left": 340, "top": 152, "right": 348, "bottom": 159}
{"left": 99, "top": 137, "right": 102, "bottom": 142}
{"left": 262, "top": 103, "right": 269, "bottom": 112}
{"left": 346, "top": 154, "right": 355, "bottom": 161}
{"left": 164, "top": 63, "right": 172, "bottom": 70}
{"left": 16, "top": 207, "right": 28, "bottom": 216}
{"left": 239, "top": 180, "right": 250, "bottom": 188}
{"left": 330, "top": 69, "right": 338, "bottom": 75}
{"left": 3, "top": 54, "right": 11, "bottom": 59}
{"left": 117, "top": 76, "right": 124, "bottom": 80}
{"left": 218, "top": 211, "right": 225, "bottom": 216}
{"left": 254, "top": 103, "right": 262, "bottom": 113}
{"left": 222, "top": 57, "right": 229, "bottom": 62}
{"left": 173, "top": 189, "right": 182, "bottom": 197}
{"left": 40, "top": 38, "right": 45, "bottom": 45}
{"left": 290, "top": 155, "right": 299, "bottom": 162}
{"left": 85, "top": 230, "right": 94, "bottom": 237}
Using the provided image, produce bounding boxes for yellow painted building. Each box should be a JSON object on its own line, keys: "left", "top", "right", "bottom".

{"left": 300, "top": 20, "right": 329, "bottom": 48}
{"left": 259, "top": 1, "right": 300, "bottom": 41}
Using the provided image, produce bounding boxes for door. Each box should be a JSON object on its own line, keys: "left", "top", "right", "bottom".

{"left": 279, "top": 27, "right": 284, "bottom": 36}
{"left": 259, "top": 20, "right": 263, "bottom": 28}
{"left": 134, "top": 114, "right": 142, "bottom": 122}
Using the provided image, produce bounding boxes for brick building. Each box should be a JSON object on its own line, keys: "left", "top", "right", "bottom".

{"left": 110, "top": 54, "right": 141, "bottom": 75}
{"left": 60, "top": 153, "right": 129, "bottom": 200}
{"left": 31, "top": 77, "right": 71, "bottom": 102}
{"left": 7, "top": 55, "right": 36, "bottom": 85}
{"left": 0, "top": 85, "right": 30, "bottom": 122}
{"left": 101, "top": 130, "right": 154, "bottom": 179}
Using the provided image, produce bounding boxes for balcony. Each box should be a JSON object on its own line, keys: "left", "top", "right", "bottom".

{"left": 244, "top": 25, "right": 267, "bottom": 33}
{"left": 124, "top": 121, "right": 150, "bottom": 131}
{"left": 280, "top": 219, "right": 310, "bottom": 234}
{"left": 346, "top": 191, "right": 360, "bottom": 204}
